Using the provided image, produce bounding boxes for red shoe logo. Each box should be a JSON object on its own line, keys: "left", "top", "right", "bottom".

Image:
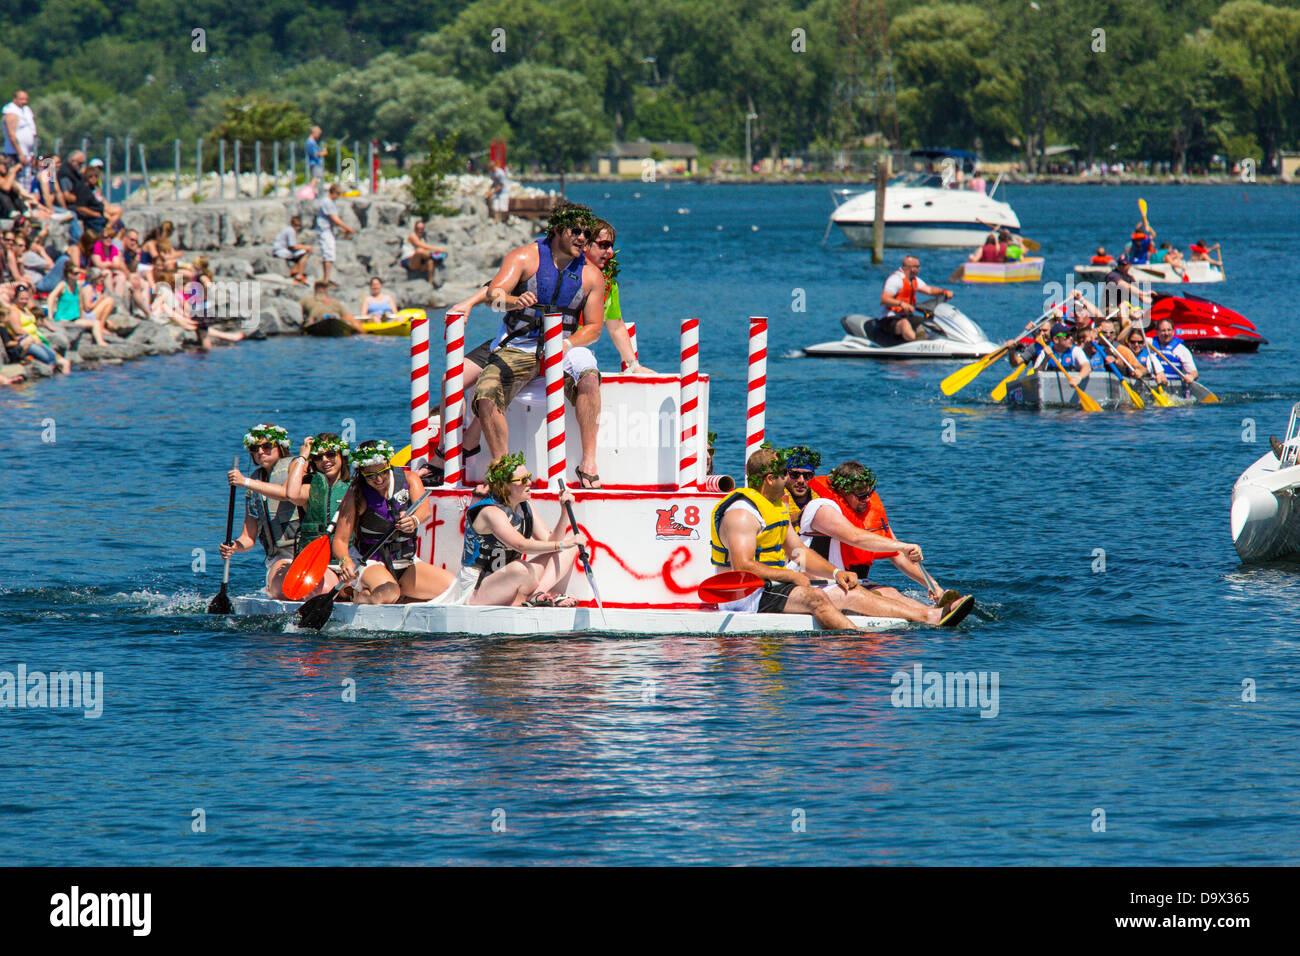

{"left": 655, "top": 505, "right": 698, "bottom": 540}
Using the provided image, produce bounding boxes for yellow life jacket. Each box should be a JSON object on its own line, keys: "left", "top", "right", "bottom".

{"left": 710, "top": 487, "right": 789, "bottom": 569}
{"left": 783, "top": 486, "right": 819, "bottom": 529}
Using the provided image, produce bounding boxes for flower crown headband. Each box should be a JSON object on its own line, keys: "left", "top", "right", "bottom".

{"left": 486, "top": 452, "right": 527, "bottom": 487}
{"left": 353, "top": 440, "right": 395, "bottom": 470}
{"left": 311, "top": 434, "right": 350, "bottom": 460}
{"left": 243, "top": 423, "right": 290, "bottom": 451}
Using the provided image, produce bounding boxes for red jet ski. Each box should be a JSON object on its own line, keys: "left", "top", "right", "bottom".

{"left": 1148, "top": 293, "right": 1266, "bottom": 353}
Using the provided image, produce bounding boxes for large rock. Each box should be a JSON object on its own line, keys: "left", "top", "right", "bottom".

{"left": 76, "top": 340, "right": 149, "bottom": 363}
{"left": 127, "top": 320, "right": 184, "bottom": 355}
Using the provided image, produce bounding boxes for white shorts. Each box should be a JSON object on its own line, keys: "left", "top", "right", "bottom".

{"left": 318, "top": 230, "right": 336, "bottom": 263}
{"left": 492, "top": 192, "right": 509, "bottom": 212}
{"left": 563, "top": 346, "right": 598, "bottom": 379}
{"left": 364, "top": 553, "right": 420, "bottom": 574}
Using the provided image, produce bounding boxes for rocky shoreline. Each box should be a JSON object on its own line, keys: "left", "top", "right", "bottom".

{"left": 4, "top": 177, "right": 540, "bottom": 382}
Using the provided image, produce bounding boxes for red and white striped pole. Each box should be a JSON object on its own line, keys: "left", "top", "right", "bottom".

{"left": 621, "top": 321, "right": 638, "bottom": 371}
{"left": 542, "top": 311, "right": 565, "bottom": 490}
{"left": 443, "top": 311, "right": 466, "bottom": 488}
{"left": 745, "top": 316, "right": 767, "bottom": 471}
{"left": 678, "top": 317, "right": 700, "bottom": 489}
{"left": 409, "top": 312, "right": 430, "bottom": 466}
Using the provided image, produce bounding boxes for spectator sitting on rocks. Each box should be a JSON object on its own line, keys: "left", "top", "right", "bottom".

{"left": 0, "top": 228, "right": 20, "bottom": 281}
{"left": 34, "top": 156, "right": 72, "bottom": 221}
{"left": 150, "top": 268, "right": 192, "bottom": 332}
{"left": 182, "top": 257, "right": 244, "bottom": 348}
{"left": 360, "top": 277, "right": 397, "bottom": 319}
{"left": 272, "top": 215, "right": 312, "bottom": 284}
{"left": 399, "top": 219, "right": 445, "bottom": 283}
{"left": 91, "top": 222, "right": 131, "bottom": 302}
{"left": 300, "top": 278, "right": 366, "bottom": 333}
{"left": 4, "top": 281, "right": 71, "bottom": 373}
{"left": 142, "top": 220, "right": 182, "bottom": 277}
{"left": 119, "top": 227, "right": 152, "bottom": 314}
{"left": 86, "top": 159, "right": 122, "bottom": 225}
{"left": 0, "top": 154, "right": 38, "bottom": 220}
{"left": 47, "top": 261, "right": 110, "bottom": 346}
{"left": 79, "top": 268, "right": 119, "bottom": 336}
{"left": 12, "top": 230, "right": 65, "bottom": 294}
{"left": 315, "top": 183, "right": 354, "bottom": 288}
{"left": 73, "top": 165, "right": 109, "bottom": 233}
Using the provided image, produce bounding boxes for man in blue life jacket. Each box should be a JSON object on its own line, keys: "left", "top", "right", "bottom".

{"left": 1145, "top": 317, "right": 1198, "bottom": 383}
{"left": 1128, "top": 221, "right": 1155, "bottom": 264}
{"left": 1034, "top": 323, "right": 1092, "bottom": 386}
{"left": 470, "top": 201, "right": 609, "bottom": 488}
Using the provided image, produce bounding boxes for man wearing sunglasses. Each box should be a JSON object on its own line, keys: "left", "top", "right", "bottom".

{"left": 471, "top": 200, "right": 609, "bottom": 488}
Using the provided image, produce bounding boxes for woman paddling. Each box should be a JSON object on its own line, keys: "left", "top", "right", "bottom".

{"left": 331, "top": 439, "right": 456, "bottom": 605}
{"left": 457, "top": 453, "right": 584, "bottom": 607}
{"left": 284, "top": 432, "right": 352, "bottom": 597}
{"left": 219, "top": 424, "right": 301, "bottom": 599}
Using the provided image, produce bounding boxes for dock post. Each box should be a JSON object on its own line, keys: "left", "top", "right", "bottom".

{"left": 872, "top": 156, "right": 887, "bottom": 264}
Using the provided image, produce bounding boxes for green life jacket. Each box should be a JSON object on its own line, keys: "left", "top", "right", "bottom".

{"left": 247, "top": 457, "right": 300, "bottom": 558}
{"left": 297, "top": 470, "right": 349, "bottom": 552}
{"left": 1005, "top": 243, "right": 1023, "bottom": 261}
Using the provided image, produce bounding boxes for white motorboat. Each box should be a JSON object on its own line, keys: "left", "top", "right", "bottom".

{"left": 803, "top": 302, "right": 1000, "bottom": 360}
{"left": 830, "top": 149, "right": 1021, "bottom": 248}
{"left": 233, "top": 595, "right": 906, "bottom": 637}
{"left": 1074, "top": 259, "right": 1225, "bottom": 284}
{"left": 1231, "top": 403, "right": 1300, "bottom": 562}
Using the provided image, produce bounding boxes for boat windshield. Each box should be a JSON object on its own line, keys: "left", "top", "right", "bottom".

{"left": 888, "top": 171, "right": 949, "bottom": 189}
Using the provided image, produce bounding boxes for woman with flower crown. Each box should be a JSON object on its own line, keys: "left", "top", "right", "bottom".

{"left": 331, "top": 439, "right": 456, "bottom": 605}
{"left": 220, "top": 423, "right": 302, "bottom": 599}
{"left": 284, "top": 431, "right": 353, "bottom": 597}
{"left": 456, "top": 452, "right": 585, "bottom": 607}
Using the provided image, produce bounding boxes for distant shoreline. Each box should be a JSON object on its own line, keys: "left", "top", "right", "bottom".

{"left": 522, "top": 174, "right": 1296, "bottom": 187}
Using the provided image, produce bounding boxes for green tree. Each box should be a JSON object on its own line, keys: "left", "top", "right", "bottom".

{"left": 487, "top": 63, "right": 607, "bottom": 174}
{"left": 209, "top": 95, "right": 311, "bottom": 144}
{"left": 406, "top": 133, "right": 461, "bottom": 219}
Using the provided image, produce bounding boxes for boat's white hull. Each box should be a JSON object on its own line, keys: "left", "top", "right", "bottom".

{"left": 1073, "top": 261, "right": 1225, "bottom": 284}
{"left": 803, "top": 335, "right": 999, "bottom": 360}
{"left": 837, "top": 222, "right": 999, "bottom": 249}
{"left": 1000, "top": 369, "right": 1196, "bottom": 409}
{"left": 232, "top": 595, "right": 907, "bottom": 636}
{"left": 1231, "top": 450, "right": 1300, "bottom": 562}
{"left": 832, "top": 185, "right": 1021, "bottom": 249}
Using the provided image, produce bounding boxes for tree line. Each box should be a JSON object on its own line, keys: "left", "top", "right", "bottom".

{"left": 4, "top": 0, "right": 1298, "bottom": 173}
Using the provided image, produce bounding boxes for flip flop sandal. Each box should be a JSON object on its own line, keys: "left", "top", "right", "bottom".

{"left": 549, "top": 593, "right": 578, "bottom": 608}
{"left": 938, "top": 594, "right": 975, "bottom": 628}
{"left": 575, "top": 468, "right": 601, "bottom": 489}
{"left": 938, "top": 589, "right": 961, "bottom": 608}
{"left": 524, "top": 592, "right": 556, "bottom": 608}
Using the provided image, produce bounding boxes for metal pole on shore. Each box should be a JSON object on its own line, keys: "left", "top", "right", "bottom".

{"left": 139, "top": 143, "right": 151, "bottom": 204}
{"left": 368, "top": 140, "right": 376, "bottom": 195}
{"left": 353, "top": 140, "right": 360, "bottom": 186}
{"left": 174, "top": 139, "right": 180, "bottom": 200}
{"left": 219, "top": 140, "right": 225, "bottom": 199}
{"left": 255, "top": 141, "right": 261, "bottom": 198}
{"left": 124, "top": 136, "right": 131, "bottom": 203}
{"left": 871, "top": 156, "right": 887, "bottom": 264}
{"left": 54, "top": 137, "right": 61, "bottom": 159}
{"left": 82, "top": 137, "right": 88, "bottom": 158}
{"left": 289, "top": 142, "right": 295, "bottom": 190}
{"left": 273, "top": 142, "right": 280, "bottom": 196}
{"left": 335, "top": 139, "right": 341, "bottom": 184}
{"left": 234, "top": 140, "right": 241, "bottom": 197}
{"left": 105, "top": 137, "right": 113, "bottom": 204}
{"left": 196, "top": 139, "right": 203, "bottom": 201}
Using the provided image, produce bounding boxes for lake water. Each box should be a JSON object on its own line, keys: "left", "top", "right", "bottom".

{"left": 2, "top": 182, "right": 1297, "bottom": 865}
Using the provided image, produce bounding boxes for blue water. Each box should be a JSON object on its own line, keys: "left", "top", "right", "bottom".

{"left": 3, "top": 183, "right": 1298, "bottom": 865}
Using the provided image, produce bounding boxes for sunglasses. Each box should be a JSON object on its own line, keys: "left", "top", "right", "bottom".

{"left": 567, "top": 226, "right": 587, "bottom": 237}
{"left": 362, "top": 468, "right": 388, "bottom": 479}
{"left": 311, "top": 450, "right": 340, "bottom": 459}
{"left": 844, "top": 486, "right": 876, "bottom": 499}
{"left": 786, "top": 470, "right": 814, "bottom": 480}
{"left": 510, "top": 473, "right": 533, "bottom": 484}
{"left": 592, "top": 240, "right": 614, "bottom": 250}
{"left": 250, "top": 442, "right": 277, "bottom": 453}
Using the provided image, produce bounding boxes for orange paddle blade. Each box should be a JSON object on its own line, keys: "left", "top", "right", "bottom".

{"left": 697, "top": 570, "right": 765, "bottom": 604}
{"left": 282, "top": 534, "right": 331, "bottom": 600}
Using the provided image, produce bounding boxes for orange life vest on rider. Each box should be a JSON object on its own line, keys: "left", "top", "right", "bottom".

{"left": 1090, "top": 254, "right": 1114, "bottom": 265}
{"left": 806, "top": 475, "right": 895, "bottom": 574}
{"left": 888, "top": 273, "right": 917, "bottom": 313}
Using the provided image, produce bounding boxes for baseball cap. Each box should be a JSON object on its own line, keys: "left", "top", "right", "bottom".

{"left": 1051, "top": 323, "right": 1072, "bottom": 338}
{"left": 89, "top": 158, "right": 104, "bottom": 168}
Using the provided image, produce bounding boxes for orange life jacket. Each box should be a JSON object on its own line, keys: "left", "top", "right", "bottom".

{"left": 888, "top": 274, "right": 917, "bottom": 313}
{"left": 1090, "top": 254, "right": 1114, "bottom": 265}
{"left": 806, "top": 476, "right": 894, "bottom": 574}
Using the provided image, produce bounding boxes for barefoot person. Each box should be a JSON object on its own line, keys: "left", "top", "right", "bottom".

{"left": 801, "top": 461, "right": 973, "bottom": 625}
{"left": 219, "top": 424, "right": 301, "bottom": 600}
{"left": 879, "top": 254, "right": 953, "bottom": 342}
{"left": 457, "top": 453, "right": 586, "bottom": 607}
{"left": 471, "top": 201, "right": 609, "bottom": 487}
{"left": 331, "top": 440, "right": 456, "bottom": 605}
{"left": 709, "top": 448, "right": 945, "bottom": 630}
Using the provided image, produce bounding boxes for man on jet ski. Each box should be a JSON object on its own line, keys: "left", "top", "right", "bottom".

{"left": 879, "top": 254, "right": 953, "bottom": 342}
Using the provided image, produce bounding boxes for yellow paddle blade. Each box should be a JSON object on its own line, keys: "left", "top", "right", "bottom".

{"left": 1138, "top": 198, "right": 1147, "bottom": 217}
{"left": 1020, "top": 236, "right": 1041, "bottom": 253}
{"left": 1077, "top": 388, "right": 1103, "bottom": 412}
{"left": 391, "top": 444, "right": 413, "bottom": 466}
{"left": 947, "top": 263, "right": 965, "bottom": 283}
{"left": 1199, "top": 392, "right": 1220, "bottom": 404}
{"left": 1150, "top": 387, "right": 1175, "bottom": 408}
{"left": 990, "top": 363, "right": 1026, "bottom": 401}
{"left": 940, "top": 347, "right": 1006, "bottom": 396}
{"left": 1121, "top": 380, "right": 1144, "bottom": 410}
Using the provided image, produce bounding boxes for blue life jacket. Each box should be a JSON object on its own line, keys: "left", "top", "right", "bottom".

{"left": 1086, "top": 344, "right": 1107, "bottom": 371}
{"left": 1149, "top": 336, "right": 1188, "bottom": 376}
{"left": 1130, "top": 236, "right": 1153, "bottom": 263}
{"left": 497, "top": 238, "right": 588, "bottom": 349}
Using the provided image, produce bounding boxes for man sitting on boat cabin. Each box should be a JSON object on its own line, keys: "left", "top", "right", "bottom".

{"left": 878, "top": 254, "right": 953, "bottom": 343}
{"left": 471, "top": 201, "right": 608, "bottom": 488}
{"left": 799, "top": 460, "right": 973, "bottom": 626}
{"left": 709, "top": 448, "right": 954, "bottom": 629}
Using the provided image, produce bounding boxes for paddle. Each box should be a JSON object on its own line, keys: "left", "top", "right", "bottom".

{"left": 207, "top": 455, "right": 240, "bottom": 615}
{"left": 1037, "top": 335, "right": 1102, "bottom": 412}
{"left": 990, "top": 362, "right": 1026, "bottom": 402}
{"left": 1138, "top": 198, "right": 1151, "bottom": 234}
{"left": 698, "top": 570, "right": 764, "bottom": 603}
{"left": 1102, "top": 332, "right": 1174, "bottom": 407}
{"left": 282, "top": 494, "right": 347, "bottom": 600}
{"left": 975, "top": 217, "right": 1040, "bottom": 253}
{"left": 1148, "top": 339, "right": 1219, "bottom": 403}
{"left": 947, "top": 262, "right": 966, "bottom": 283}
{"left": 557, "top": 479, "right": 606, "bottom": 627}
{"left": 941, "top": 307, "right": 1054, "bottom": 396}
{"left": 296, "top": 488, "right": 433, "bottom": 630}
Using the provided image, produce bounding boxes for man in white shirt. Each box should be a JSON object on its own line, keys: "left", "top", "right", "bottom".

{"left": 879, "top": 254, "right": 953, "bottom": 341}
{"left": 2, "top": 90, "right": 37, "bottom": 191}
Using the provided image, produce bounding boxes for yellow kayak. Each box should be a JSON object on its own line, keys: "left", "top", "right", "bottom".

{"left": 361, "top": 308, "right": 424, "bottom": 336}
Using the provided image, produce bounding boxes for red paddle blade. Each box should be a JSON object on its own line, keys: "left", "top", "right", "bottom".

{"left": 697, "top": 570, "right": 764, "bottom": 604}
{"left": 282, "top": 534, "right": 330, "bottom": 600}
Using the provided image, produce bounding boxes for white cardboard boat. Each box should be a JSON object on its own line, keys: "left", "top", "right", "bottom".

{"left": 1073, "top": 259, "right": 1225, "bottom": 284}
{"left": 1000, "top": 368, "right": 1196, "bottom": 409}
{"left": 1231, "top": 404, "right": 1300, "bottom": 562}
{"left": 233, "top": 595, "right": 906, "bottom": 636}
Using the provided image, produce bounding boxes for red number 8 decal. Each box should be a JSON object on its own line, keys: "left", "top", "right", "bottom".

{"left": 684, "top": 505, "right": 700, "bottom": 525}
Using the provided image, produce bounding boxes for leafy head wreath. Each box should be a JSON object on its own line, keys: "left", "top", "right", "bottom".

{"left": 783, "top": 445, "right": 821, "bottom": 472}
{"left": 546, "top": 200, "right": 597, "bottom": 239}
{"left": 486, "top": 451, "right": 528, "bottom": 488}
{"left": 828, "top": 464, "right": 877, "bottom": 496}
{"left": 353, "top": 439, "right": 396, "bottom": 471}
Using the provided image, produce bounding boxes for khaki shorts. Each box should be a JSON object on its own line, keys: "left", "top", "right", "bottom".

{"left": 471, "top": 345, "right": 599, "bottom": 413}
